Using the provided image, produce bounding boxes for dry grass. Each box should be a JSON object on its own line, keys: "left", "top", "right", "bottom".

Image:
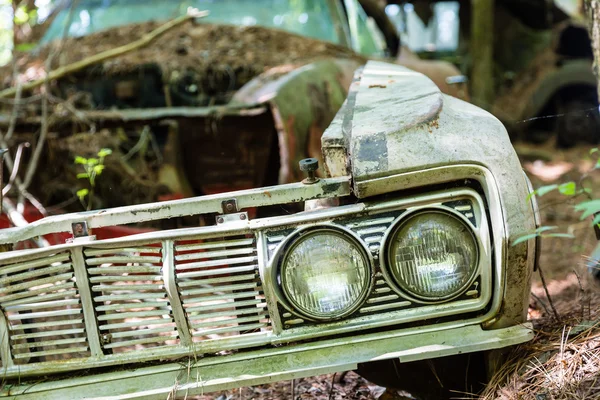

{"left": 481, "top": 318, "right": 600, "bottom": 400}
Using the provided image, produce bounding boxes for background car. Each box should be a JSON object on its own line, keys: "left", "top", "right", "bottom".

{"left": 0, "top": 0, "right": 465, "bottom": 213}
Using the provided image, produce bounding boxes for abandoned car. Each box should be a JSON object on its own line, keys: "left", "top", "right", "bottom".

{"left": 387, "top": 0, "right": 599, "bottom": 147}
{"left": 0, "top": 61, "right": 537, "bottom": 399}
{"left": 0, "top": 0, "right": 465, "bottom": 212}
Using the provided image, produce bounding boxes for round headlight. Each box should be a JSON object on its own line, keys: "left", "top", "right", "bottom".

{"left": 386, "top": 210, "right": 479, "bottom": 301}
{"left": 280, "top": 229, "right": 371, "bottom": 320}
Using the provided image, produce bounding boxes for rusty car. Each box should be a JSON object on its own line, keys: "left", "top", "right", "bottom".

{"left": 0, "top": 0, "right": 467, "bottom": 214}
{"left": 386, "top": 0, "right": 599, "bottom": 147}
{"left": 0, "top": 60, "right": 537, "bottom": 399}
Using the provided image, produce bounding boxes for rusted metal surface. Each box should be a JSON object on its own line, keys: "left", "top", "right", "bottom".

{"left": 234, "top": 59, "right": 360, "bottom": 184}
{"left": 0, "top": 105, "right": 268, "bottom": 127}
{"left": 0, "top": 176, "right": 351, "bottom": 245}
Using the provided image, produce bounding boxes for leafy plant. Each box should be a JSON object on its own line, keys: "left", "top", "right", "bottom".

{"left": 513, "top": 226, "right": 574, "bottom": 246}
{"left": 515, "top": 148, "right": 600, "bottom": 246}
{"left": 75, "top": 148, "right": 112, "bottom": 211}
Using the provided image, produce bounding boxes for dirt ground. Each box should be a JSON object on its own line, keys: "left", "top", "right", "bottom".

{"left": 196, "top": 139, "right": 600, "bottom": 400}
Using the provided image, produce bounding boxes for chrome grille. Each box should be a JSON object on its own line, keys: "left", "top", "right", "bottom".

{"left": 85, "top": 245, "right": 178, "bottom": 351}
{"left": 174, "top": 235, "right": 270, "bottom": 341}
{"left": 0, "top": 252, "right": 89, "bottom": 363}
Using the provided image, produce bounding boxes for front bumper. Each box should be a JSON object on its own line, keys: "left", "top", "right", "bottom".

{"left": 2, "top": 322, "right": 533, "bottom": 399}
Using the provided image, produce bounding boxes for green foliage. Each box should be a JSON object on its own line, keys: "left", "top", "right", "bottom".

{"left": 75, "top": 148, "right": 112, "bottom": 210}
{"left": 526, "top": 181, "right": 580, "bottom": 200}
{"left": 516, "top": 148, "right": 600, "bottom": 247}
{"left": 513, "top": 226, "right": 574, "bottom": 246}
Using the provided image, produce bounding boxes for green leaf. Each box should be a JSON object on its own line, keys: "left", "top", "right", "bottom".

{"left": 535, "top": 226, "right": 558, "bottom": 233}
{"left": 558, "top": 182, "right": 576, "bottom": 196}
{"left": 545, "top": 233, "right": 575, "bottom": 239}
{"left": 536, "top": 184, "right": 559, "bottom": 197}
{"left": 86, "top": 158, "right": 99, "bottom": 166}
{"left": 74, "top": 156, "right": 88, "bottom": 164}
{"left": 93, "top": 165, "right": 105, "bottom": 175}
{"left": 76, "top": 173, "right": 89, "bottom": 180}
{"left": 592, "top": 213, "right": 600, "bottom": 226}
{"left": 575, "top": 200, "right": 600, "bottom": 219}
{"left": 512, "top": 233, "right": 539, "bottom": 246}
{"left": 97, "top": 148, "right": 112, "bottom": 158}
{"left": 526, "top": 191, "right": 536, "bottom": 201}
{"left": 15, "top": 43, "right": 36, "bottom": 52}
{"left": 591, "top": 148, "right": 599, "bottom": 155}
{"left": 76, "top": 188, "right": 89, "bottom": 200}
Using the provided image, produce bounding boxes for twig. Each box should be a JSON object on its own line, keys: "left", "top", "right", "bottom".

{"left": 20, "top": 58, "right": 50, "bottom": 192}
{"left": 0, "top": 9, "right": 209, "bottom": 98}
{"left": 5, "top": 76, "right": 22, "bottom": 141}
{"left": 572, "top": 268, "right": 589, "bottom": 320}
{"left": 122, "top": 126, "right": 150, "bottom": 161}
{"left": 2, "top": 197, "right": 49, "bottom": 247}
{"left": 538, "top": 263, "right": 561, "bottom": 322}
{"left": 2, "top": 142, "right": 29, "bottom": 196}
{"left": 328, "top": 373, "right": 336, "bottom": 400}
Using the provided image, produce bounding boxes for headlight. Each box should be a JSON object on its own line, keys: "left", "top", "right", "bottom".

{"left": 386, "top": 210, "right": 479, "bottom": 301}
{"left": 280, "top": 229, "right": 372, "bottom": 320}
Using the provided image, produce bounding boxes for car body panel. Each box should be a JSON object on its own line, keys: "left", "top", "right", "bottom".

{"left": 323, "top": 61, "right": 536, "bottom": 328}
{"left": 1, "top": 323, "right": 533, "bottom": 399}
{"left": 0, "top": 61, "right": 534, "bottom": 397}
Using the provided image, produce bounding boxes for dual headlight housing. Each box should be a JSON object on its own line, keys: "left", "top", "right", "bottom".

{"left": 275, "top": 206, "right": 483, "bottom": 322}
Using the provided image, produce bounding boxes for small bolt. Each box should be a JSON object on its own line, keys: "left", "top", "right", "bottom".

{"left": 217, "top": 217, "right": 224, "bottom": 224}
{"left": 225, "top": 203, "right": 234, "bottom": 212}
{"left": 240, "top": 214, "right": 247, "bottom": 220}
{"left": 299, "top": 158, "right": 319, "bottom": 184}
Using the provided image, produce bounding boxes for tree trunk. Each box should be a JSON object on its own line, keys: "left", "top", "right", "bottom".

{"left": 470, "top": 0, "right": 495, "bottom": 110}
{"left": 586, "top": 0, "right": 600, "bottom": 99}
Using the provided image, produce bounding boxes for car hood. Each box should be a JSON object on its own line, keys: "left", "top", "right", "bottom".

{"left": 322, "top": 61, "right": 524, "bottom": 199}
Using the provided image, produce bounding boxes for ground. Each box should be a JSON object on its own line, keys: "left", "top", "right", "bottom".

{"left": 197, "top": 139, "right": 600, "bottom": 400}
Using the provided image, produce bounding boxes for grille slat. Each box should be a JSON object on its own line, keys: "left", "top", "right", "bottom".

{"left": 180, "top": 282, "right": 260, "bottom": 296}
{"left": 192, "top": 322, "right": 267, "bottom": 336}
{"left": 0, "top": 254, "right": 70, "bottom": 275}
{"left": 12, "top": 337, "right": 87, "bottom": 350}
{"left": 86, "top": 256, "right": 162, "bottom": 266}
{"left": 175, "top": 255, "right": 259, "bottom": 270}
{"left": 3, "top": 290, "right": 78, "bottom": 307}
{"left": 11, "top": 327, "right": 86, "bottom": 340}
{"left": 175, "top": 247, "right": 255, "bottom": 261}
{"left": 0, "top": 273, "right": 74, "bottom": 294}
{"left": 12, "top": 346, "right": 89, "bottom": 359}
{"left": 6, "top": 309, "right": 82, "bottom": 320}
{"left": 178, "top": 272, "right": 256, "bottom": 285}
{"left": 4, "top": 299, "right": 80, "bottom": 311}
{"left": 0, "top": 264, "right": 72, "bottom": 285}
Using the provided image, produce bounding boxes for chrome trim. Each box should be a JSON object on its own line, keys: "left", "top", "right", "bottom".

{"left": 0, "top": 176, "right": 351, "bottom": 245}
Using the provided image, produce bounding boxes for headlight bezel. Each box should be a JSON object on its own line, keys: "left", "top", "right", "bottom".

{"left": 272, "top": 225, "right": 375, "bottom": 322}
{"left": 381, "top": 206, "right": 484, "bottom": 304}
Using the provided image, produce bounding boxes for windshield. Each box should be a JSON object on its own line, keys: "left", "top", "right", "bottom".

{"left": 41, "top": 0, "right": 343, "bottom": 45}
{"left": 385, "top": 1, "right": 460, "bottom": 53}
